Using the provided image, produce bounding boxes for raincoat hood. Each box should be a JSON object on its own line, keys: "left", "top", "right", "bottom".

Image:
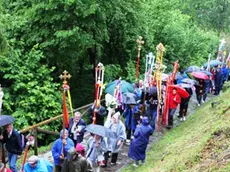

{"left": 142, "top": 117, "right": 149, "bottom": 126}
{"left": 60, "top": 129, "right": 69, "bottom": 139}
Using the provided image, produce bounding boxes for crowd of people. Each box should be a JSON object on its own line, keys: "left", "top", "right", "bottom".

{"left": 0, "top": 62, "right": 228, "bottom": 172}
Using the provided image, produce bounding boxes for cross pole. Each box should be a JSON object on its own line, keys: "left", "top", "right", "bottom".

{"left": 59, "top": 70, "right": 72, "bottom": 85}
{"left": 135, "top": 36, "right": 144, "bottom": 82}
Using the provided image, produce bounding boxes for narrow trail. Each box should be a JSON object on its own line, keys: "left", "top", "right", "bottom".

{"left": 39, "top": 93, "right": 216, "bottom": 172}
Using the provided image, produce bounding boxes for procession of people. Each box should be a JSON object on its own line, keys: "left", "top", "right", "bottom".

{"left": 0, "top": 40, "right": 229, "bottom": 172}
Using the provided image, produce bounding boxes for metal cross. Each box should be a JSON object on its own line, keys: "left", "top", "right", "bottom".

{"left": 59, "top": 70, "right": 71, "bottom": 84}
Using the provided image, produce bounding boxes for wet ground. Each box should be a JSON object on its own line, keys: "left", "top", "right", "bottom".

{"left": 39, "top": 93, "right": 216, "bottom": 172}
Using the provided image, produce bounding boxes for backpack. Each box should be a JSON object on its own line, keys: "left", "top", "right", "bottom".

{"left": 19, "top": 132, "right": 27, "bottom": 150}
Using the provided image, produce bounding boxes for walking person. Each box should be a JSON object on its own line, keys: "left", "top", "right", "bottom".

{"left": 214, "top": 67, "right": 224, "bottom": 95}
{"left": 145, "top": 92, "right": 158, "bottom": 131}
{"left": 128, "top": 117, "right": 153, "bottom": 167}
{"left": 68, "top": 111, "right": 86, "bottom": 146}
{"left": 86, "top": 134, "right": 107, "bottom": 172}
{"left": 87, "top": 101, "right": 107, "bottom": 125}
{"left": 168, "top": 88, "right": 181, "bottom": 128}
{"left": 123, "top": 104, "right": 139, "bottom": 144}
{"left": 0, "top": 124, "right": 23, "bottom": 172}
{"left": 203, "top": 77, "right": 211, "bottom": 102}
{"left": 61, "top": 147, "right": 91, "bottom": 172}
{"left": 179, "top": 87, "right": 193, "bottom": 121}
{"left": 194, "top": 79, "right": 205, "bottom": 106}
{"left": 52, "top": 129, "right": 74, "bottom": 172}
{"left": 105, "top": 112, "right": 126, "bottom": 166}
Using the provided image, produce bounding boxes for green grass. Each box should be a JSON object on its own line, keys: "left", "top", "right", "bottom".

{"left": 123, "top": 89, "right": 230, "bottom": 172}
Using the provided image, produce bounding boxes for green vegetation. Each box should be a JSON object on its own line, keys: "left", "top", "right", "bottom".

{"left": 124, "top": 89, "right": 230, "bottom": 172}
{"left": 0, "top": 0, "right": 228, "bottom": 134}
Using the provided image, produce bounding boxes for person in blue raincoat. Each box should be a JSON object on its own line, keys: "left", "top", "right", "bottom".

{"left": 128, "top": 117, "right": 153, "bottom": 167}
{"left": 24, "top": 155, "right": 53, "bottom": 172}
{"left": 52, "top": 129, "right": 74, "bottom": 172}
{"left": 123, "top": 104, "right": 139, "bottom": 143}
{"left": 221, "top": 64, "right": 228, "bottom": 83}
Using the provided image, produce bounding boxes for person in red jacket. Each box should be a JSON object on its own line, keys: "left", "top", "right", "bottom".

{"left": 168, "top": 88, "right": 181, "bottom": 128}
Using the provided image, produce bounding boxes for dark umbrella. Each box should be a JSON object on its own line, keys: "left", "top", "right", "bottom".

{"left": 185, "top": 66, "right": 201, "bottom": 73}
{"left": 168, "top": 85, "right": 189, "bottom": 98}
{"left": 123, "top": 92, "right": 137, "bottom": 105}
{"left": 192, "top": 72, "right": 209, "bottom": 80}
{"left": 181, "top": 78, "right": 195, "bottom": 85}
{"left": 85, "top": 124, "right": 117, "bottom": 139}
{"left": 0, "top": 115, "right": 14, "bottom": 127}
{"left": 105, "top": 80, "right": 134, "bottom": 96}
{"left": 201, "top": 70, "right": 212, "bottom": 76}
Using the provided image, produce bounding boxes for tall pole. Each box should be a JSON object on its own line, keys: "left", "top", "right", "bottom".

{"left": 135, "top": 36, "right": 144, "bottom": 82}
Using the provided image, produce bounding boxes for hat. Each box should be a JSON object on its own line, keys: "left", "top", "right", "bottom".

{"left": 28, "top": 155, "right": 39, "bottom": 164}
{"left": 112, "top": 112, "right": 120, "bottom": 121}
{"left": 76, "top": 143, "right": 85, "bottom": 151}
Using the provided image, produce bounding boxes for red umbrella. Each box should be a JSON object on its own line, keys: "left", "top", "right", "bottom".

{"left": 191, "top": 72, "right": 209, "bottom": 80}
{"left": 168, "top": 85, "right": 189, "bottom": 98}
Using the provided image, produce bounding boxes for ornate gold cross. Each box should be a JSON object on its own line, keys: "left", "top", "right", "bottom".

{"left": 59, "top": 70, "right": 71, "bottom": 85}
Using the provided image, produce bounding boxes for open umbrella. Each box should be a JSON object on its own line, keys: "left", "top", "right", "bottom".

{"left": 105, "top": 80, "right": 134, "bottom": 96}
{"left": 192, "top": 72, "right": 209, "bottom": 80}
{"left": 85, "top": 124, "right": 117, "bottom": 139}
{"left": 185, "top": 66, "right": 201, "bottom": 73}
{"left": 122, "top": 92, "right": 137, "bottom": 105}
{"left": 168, "top": 85, "right": 189, "bottom": 98}
{"left": 200, "top": 70, "right": 212, "bottom": 76}
{"left": 181, "top": 78, "right": 195, "bottom": 85}
{"left": 0, "top": 115, "right": 14, "bottom": 127}
{"left": 203, "top": 60, "right": 223, "bottom": 68}
{"left": 177, "top": 83, "right": 192, "bottom": 88}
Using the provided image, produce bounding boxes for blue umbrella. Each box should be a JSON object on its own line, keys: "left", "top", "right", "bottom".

{"left": 85, "top": 124, "right": 117, "bottom": 139}
{"left": 185, "top": 66, "right": 201, "bottom": 73}
{"left": 0, "top": 115, "right": 14, "bottom": 127}
{"left": 203, "top": 60, "right": 223, "bottom": 68}
{"left": 105, "top": 80, "right": 134, "bottom": 95}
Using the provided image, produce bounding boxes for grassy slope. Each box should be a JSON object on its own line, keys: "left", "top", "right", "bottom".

{"left": 124, "top": 89, "right": 230, "bottom": 172}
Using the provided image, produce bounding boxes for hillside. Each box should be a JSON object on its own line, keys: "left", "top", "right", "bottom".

{"left": 124, "top": 88, "right": 230, "bottom": 172}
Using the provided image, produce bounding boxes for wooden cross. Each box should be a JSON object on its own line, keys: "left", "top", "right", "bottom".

{"left": 59, "top": 70, "right": 71, "bottom": 84}
{"left": 137, "top": 36, "right": 144, "bottom": 51}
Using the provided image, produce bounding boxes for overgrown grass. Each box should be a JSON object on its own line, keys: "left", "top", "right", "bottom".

{"left": 123, "top": 89, "right": 230, "bottom": 172}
